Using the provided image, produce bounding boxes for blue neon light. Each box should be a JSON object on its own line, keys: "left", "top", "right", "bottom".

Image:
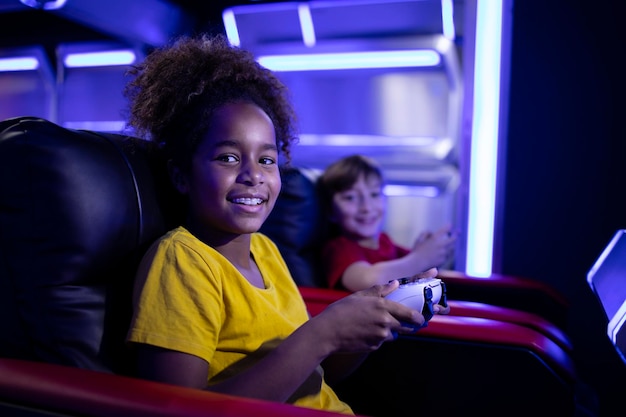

{"left": 441, "top": 0, "right": 455, "bottom": 40}
{"left": 20, "top": 0, "right": 67, "bottom": 10}
{"left": 465, "top": 0, "right": 503, "bottom": 277}
{"left": 63, "top": 50, "right": 136, "bottom": 68}
{"left": 384, "top": 184, "right": 440, "bottom": 198}
{"left": 223, "top": 9, "right": 241, "bottom": 47}
{"left": 0, "top": 56, "right": 39, "bottom": 71}
{"left": 257, "top": 50, "right": 441, "bottom": 72}
{"left": 298, "top": 4, "right": 316, "bottom": 47}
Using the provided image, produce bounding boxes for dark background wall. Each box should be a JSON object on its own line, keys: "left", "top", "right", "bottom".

{"left": 503, "top": 1, "right": 626, "bottom": 415}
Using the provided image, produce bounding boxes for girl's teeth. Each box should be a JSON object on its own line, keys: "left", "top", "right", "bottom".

{"left": 233, "top": 198, "right": 262, "bottom": 205}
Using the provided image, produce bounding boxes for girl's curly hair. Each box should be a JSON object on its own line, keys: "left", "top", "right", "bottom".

{"left": 124, "top": 34, "right": 298, "bottom": 169}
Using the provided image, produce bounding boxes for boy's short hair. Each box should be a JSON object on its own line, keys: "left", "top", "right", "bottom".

{"left": 317, "top": 154, "right": 384, "bottom": 207}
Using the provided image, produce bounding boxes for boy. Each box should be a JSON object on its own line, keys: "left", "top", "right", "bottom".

{"left": 318, "top": 154, "right": 456, "bottom": 292}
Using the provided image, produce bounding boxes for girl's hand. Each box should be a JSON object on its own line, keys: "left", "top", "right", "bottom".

{"left": 311, "top": 281, "right": 425, "bottom": 353}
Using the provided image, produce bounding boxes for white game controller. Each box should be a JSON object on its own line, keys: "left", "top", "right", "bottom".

{"left": 385, "top": 277, "right": 447, "bottom": 327}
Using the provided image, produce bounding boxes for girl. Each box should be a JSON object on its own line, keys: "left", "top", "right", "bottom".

{"left": 124, "top": 34, "right": 426, "bottom": 414}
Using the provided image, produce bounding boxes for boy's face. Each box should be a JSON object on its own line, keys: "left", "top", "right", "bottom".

{"left": 176, "top": 101, "right": 281, "bottom": 239}
{"left": 331, "top": 173, "right": 385, "bottom": 243}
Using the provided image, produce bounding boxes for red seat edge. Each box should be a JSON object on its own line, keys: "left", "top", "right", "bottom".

{"left": 298, "top": 286, "right": 576, "bottom": 383}
{"left": 0, "top": 358, "right": 352, "bottom": 417}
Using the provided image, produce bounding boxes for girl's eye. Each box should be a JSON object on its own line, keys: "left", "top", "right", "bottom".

{"left": 217, "top": 154, "right": 238, "bottom": 163}
{"left": 370, "top": 190, "right": 381, "bottom": 198}
{"left": 259, "top": 157, "right": 276, "bottom": 165}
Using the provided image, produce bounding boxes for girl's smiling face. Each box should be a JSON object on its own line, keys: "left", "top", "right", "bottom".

{"left": 174, "top": 101, "right": 281, "bottom": 242}
{"left": 331, "top": 173, "right": 385, "bottom": 246}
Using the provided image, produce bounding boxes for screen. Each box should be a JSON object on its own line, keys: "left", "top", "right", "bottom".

{"left": 588, "top": 229, "right": 626, "bottom": 364}
{"left": 587, "top": 230, "right": 626, "bottom": 320}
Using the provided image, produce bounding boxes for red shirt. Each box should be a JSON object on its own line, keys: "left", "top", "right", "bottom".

{"left": 322, "top": 233, "right": 410, "bottom": 290}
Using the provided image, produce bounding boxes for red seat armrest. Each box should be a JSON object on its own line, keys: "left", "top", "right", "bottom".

{"left": 0, "top": 358, "right": 352, "bottom": 417}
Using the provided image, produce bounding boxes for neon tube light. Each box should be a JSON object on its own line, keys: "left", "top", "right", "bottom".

{"left": 384, "top": 184, "right": 440, "bottom": 198}
{"left": 298, "top": 3, "right": 316, "bottom": 47}
{"left": 0, "top": 56, "right": 39, "bottom": 71}
{"left": 465, "top": 0, "right": 503, "bottom": 277}
{"left": 441, "top": 0, "right": 455, "bottom": 40}
{"left": 257, "top": 50, "right": 441, "bottom": 72}
{"left": 223, "top": 9, "right": 241, "bottom": 47}
{"left": 63, "top": 50, "right": 136, "bottom": 68}
{"left": 20, "top": 0, "right": 67, "bottom": 10}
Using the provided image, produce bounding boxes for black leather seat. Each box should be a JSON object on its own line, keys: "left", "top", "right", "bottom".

{"left": 0, "top": 116, "right": 590, "bottom": 417}
{"left": 0, "top": 116, "right": 183, "bottom": 374}
{"left": 0, "top": 120, "right": 358, "bottom": 417}
{"left": 260, "top": 167, "right": 328, "bottom": 288}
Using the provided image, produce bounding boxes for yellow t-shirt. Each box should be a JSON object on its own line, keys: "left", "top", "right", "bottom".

{"left": 127, "top": 226, "right": 352, "bottom": 414}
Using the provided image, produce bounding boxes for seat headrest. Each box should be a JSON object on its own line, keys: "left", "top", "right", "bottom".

{"left": 260, "top": 167, "right": 327, "bottom": 287}
{"left": 0, "top": 117, "right": 182, "bottom": 373}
